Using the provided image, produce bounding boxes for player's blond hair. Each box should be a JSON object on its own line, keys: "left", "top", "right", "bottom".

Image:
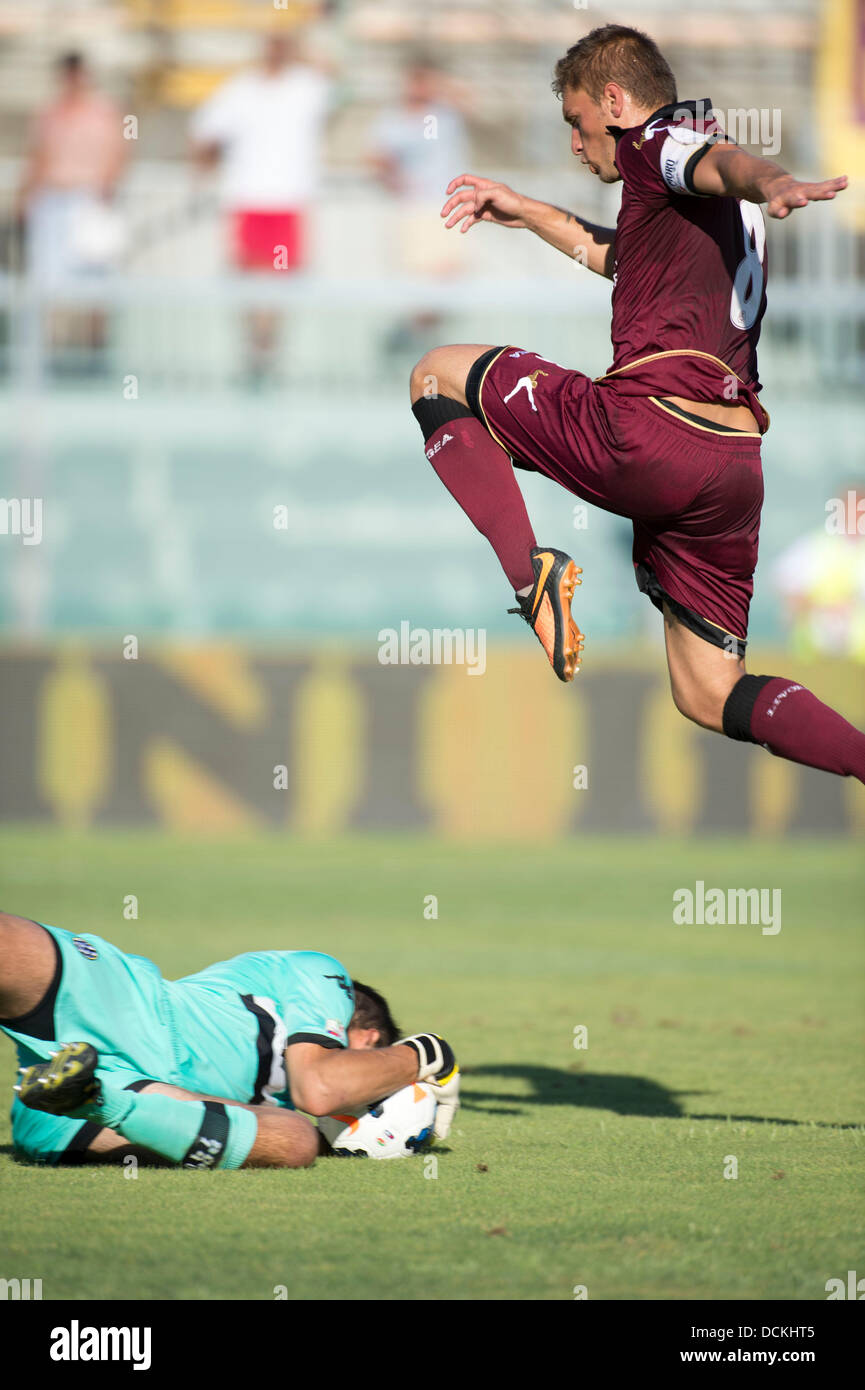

{"left": 552, "top": 24, "right": 677, "bottom": 109}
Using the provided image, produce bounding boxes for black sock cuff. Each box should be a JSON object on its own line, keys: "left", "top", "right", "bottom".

{"left": 182, "top": 1100, "right": 230, "bottom": 1169}
{"left": 722, "top": 674, "right": 775, "bottom": 742}
{"left": 412, "top": 394, "right": 474, "bottom": 440}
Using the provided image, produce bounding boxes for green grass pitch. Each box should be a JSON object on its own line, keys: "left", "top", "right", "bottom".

{"left": 0, "top": 830, "right": 862, "bottom": 1301}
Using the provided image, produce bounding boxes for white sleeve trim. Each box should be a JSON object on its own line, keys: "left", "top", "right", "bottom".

{"left": 659, "top": 132, "right": 712, "bottom": 195}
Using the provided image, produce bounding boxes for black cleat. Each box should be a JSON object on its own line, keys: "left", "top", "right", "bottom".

{"left": 15, "top": 1041, "right": 101, "bottom": 1115}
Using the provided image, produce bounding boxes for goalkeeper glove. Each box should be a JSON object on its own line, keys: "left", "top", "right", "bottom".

{"left": 399, "top": 1033, "right": 460, "bottom": 1140}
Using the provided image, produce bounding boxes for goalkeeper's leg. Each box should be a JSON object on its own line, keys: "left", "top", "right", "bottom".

{"left": 17, "top": 1044, "right": 319, "bottom": 1169}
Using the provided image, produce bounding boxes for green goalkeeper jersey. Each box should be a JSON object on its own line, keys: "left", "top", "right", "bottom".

{"left": 1, "top": 925, "right": 356, "bottom": 1162}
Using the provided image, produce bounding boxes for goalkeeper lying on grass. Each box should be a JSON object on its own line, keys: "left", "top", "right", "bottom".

{"left": 0, "top": 911, "right": 458, "bottom": 1169}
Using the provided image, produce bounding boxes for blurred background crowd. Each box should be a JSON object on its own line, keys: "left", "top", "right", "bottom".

{"left": 0, "top": 0, "right": 862, "bottom": 648}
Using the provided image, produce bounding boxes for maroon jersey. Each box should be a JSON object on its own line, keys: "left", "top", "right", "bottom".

{"left": 599, "top": 99, "right": 769, "bottom": 432}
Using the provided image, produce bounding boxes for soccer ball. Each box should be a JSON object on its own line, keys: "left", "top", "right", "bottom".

{"left": 318, "top": 1082, "right": 437, "bottom": 1159}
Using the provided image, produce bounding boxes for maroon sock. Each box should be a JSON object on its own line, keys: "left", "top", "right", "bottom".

{"left": 415, "top": 406, "right": 536, "bottom": 593}
{"left": 724, "top": 674, "right": 865, "bottom": 782}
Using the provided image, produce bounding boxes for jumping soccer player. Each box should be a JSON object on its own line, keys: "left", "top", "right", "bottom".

{"left": 0, "top": 911, "right": 459, "bottom": 1169}
{"left": 411, "top": 24, "right": 865, "bottom": 783}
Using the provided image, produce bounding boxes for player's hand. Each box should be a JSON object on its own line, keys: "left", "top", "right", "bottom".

{"left": 441, "top": 173, "right": 530, "bottom": 233}
{"left": 764, "top": 172, "right": 848, "bottom": 219}
{"left": 399, "top": 1032, "right": 460, "bottom": 1140}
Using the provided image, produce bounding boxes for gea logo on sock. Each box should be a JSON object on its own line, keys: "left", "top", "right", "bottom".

{"left": 425, "top": 433, "right": 453, "bottom": 459}
{"left": 765, "top": 684, "right": 803, "bottom": 718}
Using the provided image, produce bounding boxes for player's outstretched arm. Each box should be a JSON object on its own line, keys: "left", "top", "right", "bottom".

{"left": 441, "top": 173, "right": 616, "bottom": 277}
{"left": 287, "top": 1032, "right": 459, "bottom": 1139}
{"left": 286, "top": 1039, "right": 418, "bottom": 1115}
{"left": 691, "top": 144, "right": 848, "bottom": 219}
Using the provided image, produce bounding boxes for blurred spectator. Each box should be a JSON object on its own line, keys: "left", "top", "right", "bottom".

{"left": 190, "top": 33, "right": 331, "bottom": 386}
{"left": 369, "top": 58, "right": 471, "bottom": 359}
{"left": 18, "top": 52, "right": 128, "bottom": 372}
{"left": 772, "top": 486, "right": 865, "bottom": 662}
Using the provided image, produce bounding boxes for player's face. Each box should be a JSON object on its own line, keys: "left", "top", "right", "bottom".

{"left": 561, "top": 86, "right": 622, "bottom": 183}
{"left": 348, "top": 1026, "right": 381, "bottom": 1050}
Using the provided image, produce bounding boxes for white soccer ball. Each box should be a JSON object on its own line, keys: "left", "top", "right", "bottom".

{"left": 318, "top": 1082, "right": 437, "bottom": 1159}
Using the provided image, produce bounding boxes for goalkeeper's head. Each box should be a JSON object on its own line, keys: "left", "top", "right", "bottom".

{"left": 348, "top": 982, "right": 401, "bottom": 1049}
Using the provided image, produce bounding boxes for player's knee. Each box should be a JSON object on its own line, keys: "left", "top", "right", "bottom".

{"left": 259, "top": 1113, "right": 319, "bottom": 1170}
{"left": 409, "top": 348, "right": 444, "bottom": 404}
{"left": 288, "top": 1121, "right": 319, "bottom": 1169}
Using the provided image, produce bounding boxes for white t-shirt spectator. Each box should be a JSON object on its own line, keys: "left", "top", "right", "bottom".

{"left": 192, "top": 65, "right": 330, "bottom": 209}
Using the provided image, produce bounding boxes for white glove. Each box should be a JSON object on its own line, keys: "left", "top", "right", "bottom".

{"left": 399, "top": 1033, "right": 460, "bottom": 1140}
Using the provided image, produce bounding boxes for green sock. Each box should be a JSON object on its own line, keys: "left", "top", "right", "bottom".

{"left": 76, "top": 1084, "right": 258, "bottom": 1169}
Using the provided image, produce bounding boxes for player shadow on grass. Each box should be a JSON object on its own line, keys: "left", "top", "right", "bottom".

{"left": 459, "top": 1064, "right": 682, "bottom": 1117}
{"left": 2, "top": 1142, "right": 176, "bottom": 1167}
{"left": 459, "top": 1066, "right": 862, "bottom": 1128}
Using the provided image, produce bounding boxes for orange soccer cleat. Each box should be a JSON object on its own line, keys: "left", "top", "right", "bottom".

{"left": 508, "top": 546, "right": 584, "bottom": 681}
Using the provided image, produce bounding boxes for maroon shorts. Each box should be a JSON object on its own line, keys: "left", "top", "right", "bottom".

{"left": 230, "top": 209, "right": 305, "bottom": 271}
{"left": 466, "top": 346, "right": 764, "bottom": 651}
